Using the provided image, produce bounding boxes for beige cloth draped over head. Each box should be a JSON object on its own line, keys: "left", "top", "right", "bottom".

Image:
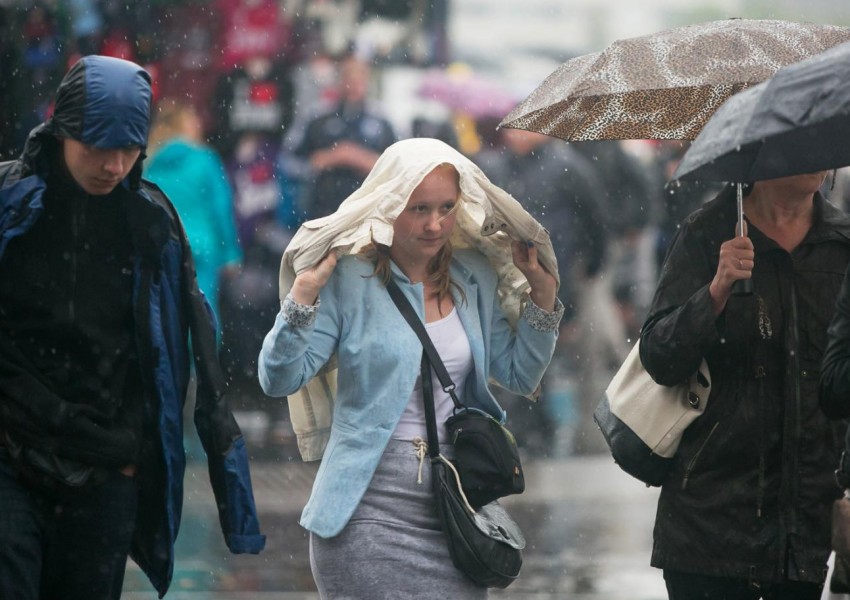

{"left": 277, "top": 137, "right": 560, "bottom": 460}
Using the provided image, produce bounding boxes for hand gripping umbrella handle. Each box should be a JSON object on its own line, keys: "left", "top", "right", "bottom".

{"left": 732, "top": 183, "right": 753, "bottom": 296}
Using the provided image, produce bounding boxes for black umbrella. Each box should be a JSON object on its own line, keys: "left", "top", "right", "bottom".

{"left": 672, "top": 40, "right": 850, "bottom": 296}
{"left": 673, "top": 39, "right": 850, "bottom": 183}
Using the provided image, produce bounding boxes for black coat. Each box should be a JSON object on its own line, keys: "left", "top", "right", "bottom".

{"left": 640, "top": 185, "right": 850, "bottom": 585}
{"left": 819, "top": 229, "right": 850, "bottom": 481}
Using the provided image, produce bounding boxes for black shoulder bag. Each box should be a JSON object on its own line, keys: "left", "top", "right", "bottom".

{"left": 386, "top": 280, "right": 525, "bottom": 504}
{"left": 387, "top": 280, "right": 526, "bottom": 588}
{"left": 386, "top": 280, "right": 524, "bottom": 506}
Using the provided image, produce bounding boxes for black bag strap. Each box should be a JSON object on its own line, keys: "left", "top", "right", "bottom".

{"left": 420, "top": 353, "right": 441, "bottom": 459}
{"left": 404, "top": 296, "right": 481, "bottom": 514}
{"left": 386, "top": 279, "right": 463, "bottom": 411}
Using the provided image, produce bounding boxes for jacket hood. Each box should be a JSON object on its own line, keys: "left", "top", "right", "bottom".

{"left": 20, "top": 55, "right": 153, "bottom": 188}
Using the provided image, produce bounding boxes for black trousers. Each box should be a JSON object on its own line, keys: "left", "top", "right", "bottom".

{"left": 0, "top": 448, "right": 138, "bottom": 600}
{"left": 664, "top": 570, "right": 823, "bottom": 600}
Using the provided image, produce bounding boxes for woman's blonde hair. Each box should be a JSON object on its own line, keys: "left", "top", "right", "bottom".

{"left": 147, "top": 99, "right": 200, "bottom": 154}
{"left": 359, "top": 240, "right": 464, "bottom": 313}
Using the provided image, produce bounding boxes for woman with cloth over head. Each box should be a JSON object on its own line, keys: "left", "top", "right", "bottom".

{"left": 640, "top": 170, "right": 850, "bottom": 599}
{"left": 258, "top": 138, "right": 563, "bottom": 598}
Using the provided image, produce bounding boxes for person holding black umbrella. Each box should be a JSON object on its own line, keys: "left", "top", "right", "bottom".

{"left": 638, "top": 167, "right": 850, "bottom": 599}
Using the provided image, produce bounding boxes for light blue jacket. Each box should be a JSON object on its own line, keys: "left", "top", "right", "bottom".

{"left": 258, "top": 249, "right": 559, "bottom": 537}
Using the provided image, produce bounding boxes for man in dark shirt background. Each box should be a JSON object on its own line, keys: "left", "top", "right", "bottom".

{"left": 291, "top": 51, "right": 396, "bottom": 220}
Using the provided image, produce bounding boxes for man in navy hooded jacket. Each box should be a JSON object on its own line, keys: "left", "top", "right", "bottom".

{"left": 0, "top": 56, "right": 265, "bottom": 599}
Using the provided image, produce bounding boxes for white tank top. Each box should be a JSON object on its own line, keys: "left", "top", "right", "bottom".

{"left": 392, "top": 307, "right": 473, "bottom": 444}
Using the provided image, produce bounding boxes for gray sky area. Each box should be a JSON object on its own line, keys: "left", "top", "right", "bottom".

{"left": 450, "top": 0, "right": 850, "bottom": 99}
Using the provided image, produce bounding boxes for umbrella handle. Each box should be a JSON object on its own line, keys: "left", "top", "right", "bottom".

{"left": 732, "top": 278, "right": 754, "bottom": 296}
{"left": 733, "top": 183, "right": 753, "bottom": 296}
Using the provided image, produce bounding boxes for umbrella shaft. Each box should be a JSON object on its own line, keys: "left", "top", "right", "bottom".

{"left": 737, "top": 183, "right": 745, "bottom": 237}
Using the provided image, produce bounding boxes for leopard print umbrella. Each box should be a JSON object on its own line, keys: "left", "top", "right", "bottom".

{"left": 500, "top": 19, "right": 850, "bottom": 141}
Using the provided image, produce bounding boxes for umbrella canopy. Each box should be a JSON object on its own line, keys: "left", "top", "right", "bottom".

{"left": 499, "top": 19, "right": 850, "bottom": 141}
{"left": 673, "top": 40, "right": 850, "bottom": 183}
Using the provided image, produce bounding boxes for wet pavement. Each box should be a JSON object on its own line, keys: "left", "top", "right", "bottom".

{"left": 122, "top": 450, "right": 667, "bottom": 599}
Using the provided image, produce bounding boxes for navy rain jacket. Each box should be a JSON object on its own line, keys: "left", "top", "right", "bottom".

{"left": 0, "top": 56, "right": 265, "bottom": 596}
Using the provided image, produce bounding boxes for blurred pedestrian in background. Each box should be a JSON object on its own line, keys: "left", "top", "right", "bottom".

{"left": 641, "top": 171, "right": 850, "bottom": 599}
{"left": 650, "top": 140, "right": 723, "bottom": 270}
{"left": 258, "top": 138, "right": 562, "bottom": 598}
{"left": 286, "top": 50, "right": 397, "bottom": 221}
{"left": 210, "top": 45, "right": 298, "bottom": 249}
{"left": 571, "top": 139, "right": 661, "bottom": 337}
{"left": 146, "top": 99, "right": 243, "bottom": 337}
{"left": 475, "top": 127, "right": 623, "bottom": 457}
{"left": 0, "top": 55, "right": 264, "bottom": 600}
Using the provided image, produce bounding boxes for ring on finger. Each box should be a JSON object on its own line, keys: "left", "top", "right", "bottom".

{"left": 739, "top": 259, "right": 744, "bottom": 269}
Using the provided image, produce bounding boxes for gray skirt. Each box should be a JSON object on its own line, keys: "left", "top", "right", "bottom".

{"left": 309, "top": 439, "right": 488, "bottom": 600}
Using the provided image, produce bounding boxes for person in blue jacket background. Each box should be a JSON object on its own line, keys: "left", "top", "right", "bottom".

{"left": 0, "top": 55, "right": 264, "bottom": 600}
{"left": 145, "top": 99, "right": 243, "bottom": 336}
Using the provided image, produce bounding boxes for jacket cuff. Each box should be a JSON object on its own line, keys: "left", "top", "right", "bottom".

{"left": 522, "top": 297, "right": 565, "bottom": 332}
{"left": 226, "top": 532, "right": 266, "bottom": 554}
{"left": 282, "top": 292, "right": 321, "bottom": 328}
